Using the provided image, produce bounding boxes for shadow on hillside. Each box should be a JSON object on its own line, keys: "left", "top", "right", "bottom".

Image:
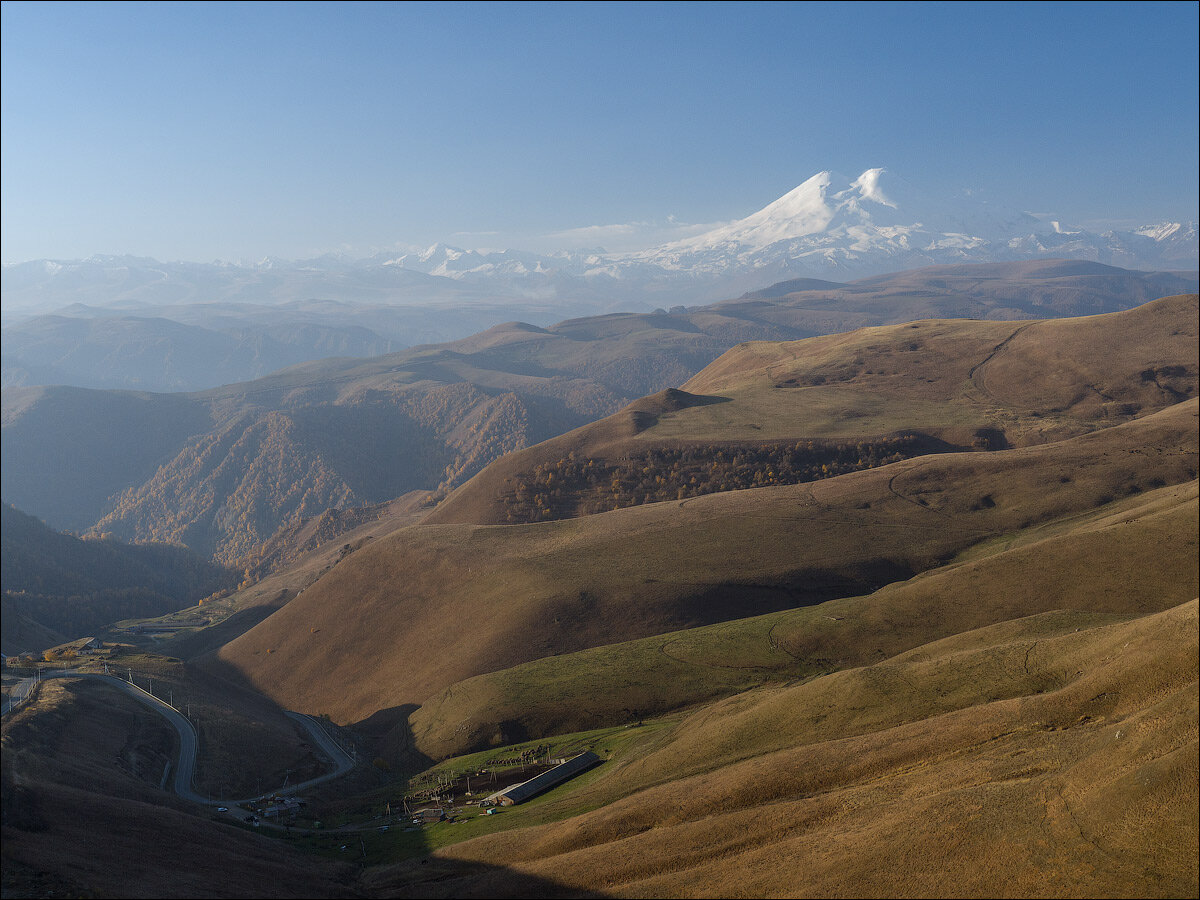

{"left": 166, "top": 598, "right": 293, "bottom": 661}
{"left": 355, "top": 704, "right": 433, "bottom": 774}
{"left": 679, "top": 391, "right": 732, "bottom": 406}
{"left": 679, "top": 559, "right": 919, "bottom": 626}
{"left": 366, "top": 855, "right": 612, "bottom": 899}
{"left": 341, "top": 709, "right": 611, "bottom": 897}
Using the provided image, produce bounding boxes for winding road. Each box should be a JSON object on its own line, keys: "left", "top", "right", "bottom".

{"left": 13, "top": 670, "right": 355, "bottom": 806}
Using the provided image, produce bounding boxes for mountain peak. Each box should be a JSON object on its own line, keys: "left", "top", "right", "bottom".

{"left": 665, "top": 168, "right": 923, "bottom": 253}
{"left": 848, "top": 167, "right": 898, "bottom": 209}
{"left": 648, "top": 168, "right": 1059, "bottom": 265}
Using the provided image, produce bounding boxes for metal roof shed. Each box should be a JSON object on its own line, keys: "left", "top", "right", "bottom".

{"left": 497, "top": 751, "right": 601, "bottom": 806}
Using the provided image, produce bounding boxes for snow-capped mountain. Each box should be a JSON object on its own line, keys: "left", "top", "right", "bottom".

{"left": 4, "top": 168, "right": 1196, "bottom": 316}
{"left": 616, "top": 169, "right": 1194, "bottom": 287}
{"left": 661, "top": 168, "right": 1043, "bottom": 252}
{"left": 371, "top": 168, "right": 1195, "bottom": 300}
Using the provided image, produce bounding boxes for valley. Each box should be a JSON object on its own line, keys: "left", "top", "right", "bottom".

{"left": 5, "top": 2, "right": 1198, "bottom": 895}
{"left": 2, "top": 261, "right": 1195, "bottom": 564}
{"left": 1, "top": 274, "right": 1197, "bottom": 899}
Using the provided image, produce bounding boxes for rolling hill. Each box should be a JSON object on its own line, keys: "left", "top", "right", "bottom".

{"left": 425, "top": 294, "right": 1199, "bottom": 526}
{"left": 3, "top": 291, "right": 1196, "bottom": 900}
{"left": 407, "top": 477, "right": 1198, "bottom": 760}
{"left": 3, "top": 262, "right": 1193, "bottom": 569}
{"left": 205, "top": 297, "right": 1198, "bottom": 748}
{"left": 370, "top": 597, "right": 1198, "bottom": 898}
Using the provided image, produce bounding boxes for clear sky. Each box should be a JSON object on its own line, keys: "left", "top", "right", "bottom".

{"left": 2, "top": 0, "right": 1197, "bottom": 263}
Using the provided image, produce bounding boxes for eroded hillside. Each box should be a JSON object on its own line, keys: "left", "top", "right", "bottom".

{"left": 3, "top": 264, "right": 1192, "bottom": 569}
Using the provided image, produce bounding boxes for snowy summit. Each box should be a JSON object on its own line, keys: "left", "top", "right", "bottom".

{"left": 4, "top": 168, "right": 1196, "bottom": 311}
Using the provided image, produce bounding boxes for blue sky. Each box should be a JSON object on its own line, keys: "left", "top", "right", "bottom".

{"left": 2, "top": 0, "right": 1197, "bottom": 263}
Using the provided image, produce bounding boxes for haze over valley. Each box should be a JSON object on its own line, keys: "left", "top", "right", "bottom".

{"left": 2, "top": 3, "right": 1197, "bottom": 898}
{"left": 5, "top": 168, "right": 1197, "bottom": 392}
{"left": 4, "top": 269, "right": 1196, "bottom": 897}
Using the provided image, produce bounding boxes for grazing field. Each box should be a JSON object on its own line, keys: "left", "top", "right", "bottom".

{"left": 368, "top": 598, "right": 1199, "bottom": 898}
{"left": 407, "top": 477, "right": 1197, "bottom": 759}
{"left": 211, "top": 397, "right": 1197, "bottom": 736}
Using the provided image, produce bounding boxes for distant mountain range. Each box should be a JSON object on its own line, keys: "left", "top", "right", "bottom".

{"left": 3, "top": 168, "right": 1194, "bottom": 392}
{"left": 5, "top": 168, "right": 1196, "bottom": 318}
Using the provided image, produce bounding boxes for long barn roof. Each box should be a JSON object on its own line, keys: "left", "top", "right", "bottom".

{"left": 498, "top": 751, "right": 601, "bottom": 805}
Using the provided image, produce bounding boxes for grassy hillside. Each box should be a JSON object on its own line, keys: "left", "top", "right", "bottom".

{"left": 3, "top": 264, "right": 1191, "bottom": 566}
{"left": 427, "top": 295, "right": 1198, "bottom": 526}
{"left": 369, "top": 597, "right": 1198, "bottom": 898}
{"left": 209, "top": 399, "right": 1198, "bottom": 730}
{"left": 405, "top": 478, "right": 1197, "bottom": 759}
{"left": 5, "top": 276, "right": 1197, "bottom": 899}
{"left": 728, "top": 257, "right": 1198, "bottom": 327}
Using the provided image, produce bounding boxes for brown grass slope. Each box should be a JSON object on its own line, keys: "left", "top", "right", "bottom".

{"left": 427, "top": 295, "right": 1198, "bottom": 526}
{"left": 407, "top": 478, "right": 1198, "bottom": 759}
{"left": 210, "top": 399, "right": 1198, "bottom": 730}
{"left": 5, "top": 265, "right": 1190, "bottom": 562}
{"left": 370, "top": 597, "right": 1199, "bottom": 899}
{"left": 734, "top": 257, "right": 1198, "bottom": 326}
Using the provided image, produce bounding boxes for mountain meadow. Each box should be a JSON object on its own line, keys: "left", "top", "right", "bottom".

{"left": 2, "top": 265, "right": 1197, "bottom": 899}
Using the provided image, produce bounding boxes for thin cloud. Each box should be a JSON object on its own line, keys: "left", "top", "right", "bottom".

{"left": 544, "top": 218, "right": 729, "bottom": 253}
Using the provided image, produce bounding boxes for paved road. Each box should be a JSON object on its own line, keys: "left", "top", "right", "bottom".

{"left": 1, "top": 674, "right": 40, "bottom": 716}
{"left": 19, "top": 670, "right": 354, "bottom": 806}
{"left": 283, "top": 711, "right": 356, "bottom": 792}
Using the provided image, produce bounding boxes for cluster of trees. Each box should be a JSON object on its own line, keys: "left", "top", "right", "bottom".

{"left": 2, "top": 503, "right": 236, "bottom": 643}
{"left": 4, "top": 586, "right": 220, "bottom": 644}
{"left": 434, "top": 392, "right": 532, "bottom": 497}
{"left": 500, "top": 437, "right": 931, "bottom": 523}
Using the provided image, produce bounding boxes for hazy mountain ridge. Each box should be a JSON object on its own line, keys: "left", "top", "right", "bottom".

{"left": 6, "top": 169, "right": 1195, "bottom": 319}
{"left": 1, "top": 312, "right": 406, "bottom": 392}
{"left": 4, "top": 168, "right": 1196, "bottom": 395}
{"left": 3, "top": 263, "right": 1195, "bottom": 568}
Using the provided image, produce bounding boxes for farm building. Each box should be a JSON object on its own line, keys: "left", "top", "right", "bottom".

{"left": 496, "top": 751, "right": 601, "bottom": 806}
{"left": 259, "top": 798, "right": 303, "bottom": 818}
{"left": 45, "top": 637, "right": 103, "bottom": 658}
